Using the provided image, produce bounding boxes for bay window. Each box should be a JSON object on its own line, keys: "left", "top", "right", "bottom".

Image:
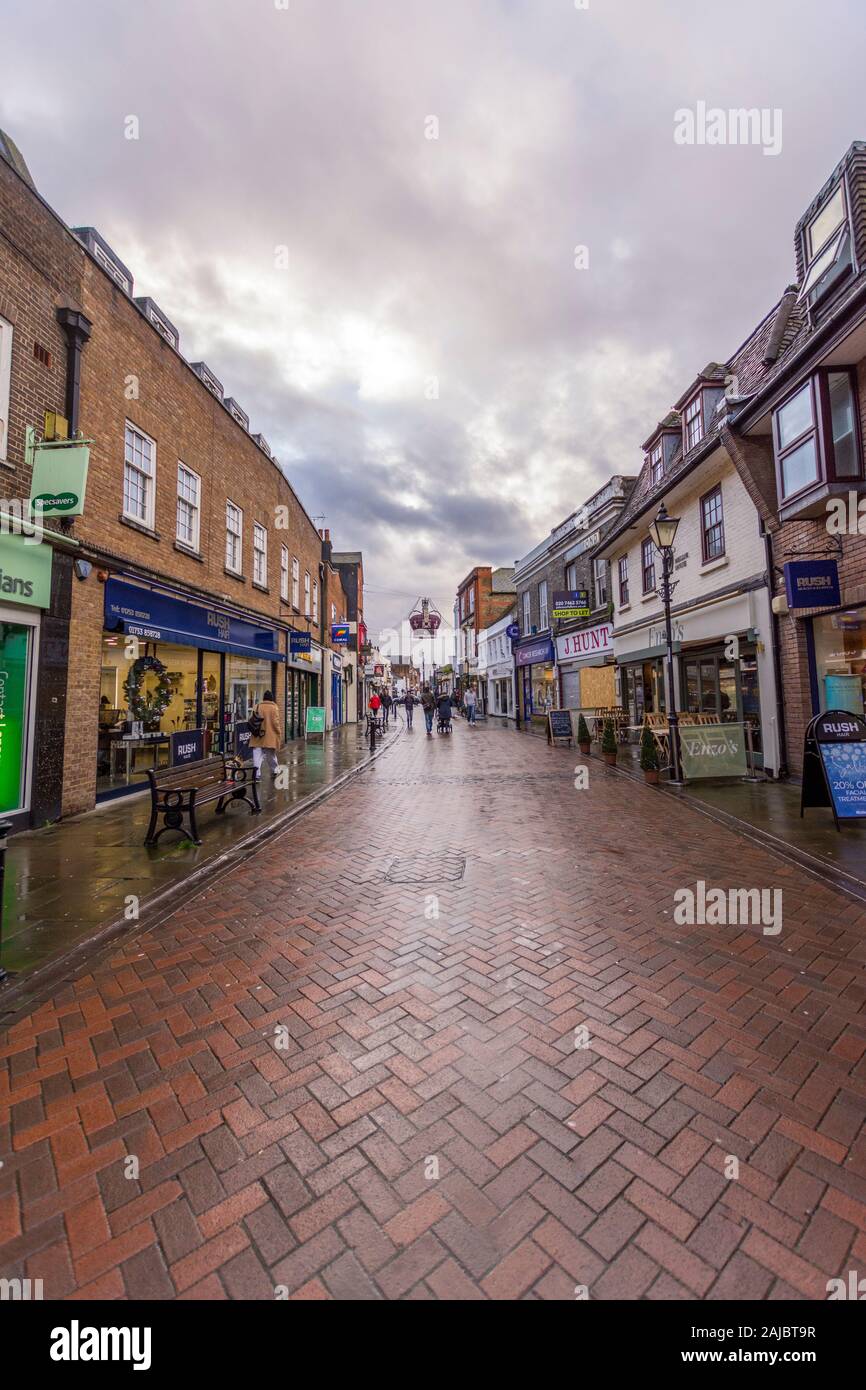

{"left": 773, "top": 368, "right": 861, "bottom": 504}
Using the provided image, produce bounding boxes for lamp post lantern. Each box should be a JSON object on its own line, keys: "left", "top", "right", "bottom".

{"left": 649, "top": 502, "right": 684, "bottom": 786}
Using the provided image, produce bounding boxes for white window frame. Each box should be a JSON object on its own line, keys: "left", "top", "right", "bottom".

{"left": 226, "top": 500, "right": 243, "bottom": 574}
{"left": 253, "top": 522, "right": 268, "bottom": 587}
{"left": 123, "top": 422, "right": 156, "bottom": 530}
{"left": 539, "top": 580, "right": 549, "bottom": 630}
{"left": 522, "top": 591, "right": 531, "bottom": 633}
{"left": 280, "top": 545, "right": 289, "bottom": 601}
{"left": 304, "top": 570, "right": 311, "bottom": 616}
{"left": 176, "top": 462, "right": 201, "bottom": 551}
{"left": 0, "top": 315, "right": 12, "bottom": 463}
{"left": 312, "top": 580, "right": 319, "bottom": 623}
{"left": 292, "top": 556, "right": 300, "bottom": 608}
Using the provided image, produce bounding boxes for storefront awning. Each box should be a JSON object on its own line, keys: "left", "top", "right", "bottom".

{"left": 104, "top": 579, "right": 286, "bottom": 661}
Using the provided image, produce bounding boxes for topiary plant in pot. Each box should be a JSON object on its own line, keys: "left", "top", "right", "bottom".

{"left": 577, "top": 713, "right": 591, "bottom": 755}
{"left": 640, "top": 721, "right": 660, "bottom": 784}
{"left": 602, "top": 717, "right": 617, "bottom": 766}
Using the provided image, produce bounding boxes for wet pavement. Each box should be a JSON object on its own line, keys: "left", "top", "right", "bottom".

{"left": 0, "top": 723, "right": 390, "bottom": 990}
{"left": 1, "top": 720, "right": 865, "bottom": 1300}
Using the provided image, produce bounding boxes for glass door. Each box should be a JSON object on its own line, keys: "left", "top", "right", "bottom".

{"left": 0, "top": 620, "right": 33, "bottom": 814}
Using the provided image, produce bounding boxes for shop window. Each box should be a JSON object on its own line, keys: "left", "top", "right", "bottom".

{"left": 225, "top": 500, "right": 243, "bottom": 573}
{"left": 280, "top": 545, "right": 289, "bottom": 601}
{"left": 813, "top": 609, "right": 866, "bottom": 717}
{"left": 641, "top": 538, "right": 656, "bottom": 594}
{"left": 683, "top": 395, "right": 703, "bottom": 452}
{"left": 253, "top": 522, "right": 268, "bottom": 587}
{"left": 700, "top": 485, "right": 725, "bottom": 562}
{"left": 97, "top": 637, "right": 200, "bottom": 795}
{"left": 0, "top": 619, "right": 34, "bottom": 812}
{"left": 773, "top": 368, "right": 862, "bottom": 503}
{"left": 292, "top": 555, "right": 300, "bottom": 608}
{"left": 618, "top": 555, "right": 629, "bottom": 606}
{"left": 176, "top": 463, "right": 200, "bottom": 550}
{"left": 0, "top": 314, "right": 12, "bottom": 462}
{"left": 123, "top": 423, "right": 156, "bottom": 529}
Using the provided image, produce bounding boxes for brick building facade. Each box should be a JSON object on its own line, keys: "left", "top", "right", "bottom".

{"left": 0, "top": 131, "right": 360, "bottom": 829}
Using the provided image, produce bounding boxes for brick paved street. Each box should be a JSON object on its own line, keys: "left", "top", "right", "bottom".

{"left": 2, "top": 722, "right": 866, "bottom": 1301}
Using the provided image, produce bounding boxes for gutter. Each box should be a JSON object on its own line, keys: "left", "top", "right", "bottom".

{"left": 0, "top": 511, "right": 80, "bottom": 548}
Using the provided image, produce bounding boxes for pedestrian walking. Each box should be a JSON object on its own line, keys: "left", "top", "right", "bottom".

{"left": 381, "top": 689, "right": 392, "bottom": 726}
{"left": 421, "top": 686, "right": 436, "bottom": 735}
{"left": 405, "top": 692, "right": 415, "bottom": 728}
{"left": 248, "top": 690, "right": 282, "bottom": 780}
{"left": 464, "top": 686, "right": 478, "bottom": 725}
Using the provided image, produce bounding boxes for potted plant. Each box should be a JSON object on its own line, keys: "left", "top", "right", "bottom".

{"left": 640, "top": 722, "right": 660, "bottom": 784}
{"left": 577, "top": 713, "right": 591, "bottom": 755}
{"left": 602, "top": 717, "right": 617, "bottom": 766}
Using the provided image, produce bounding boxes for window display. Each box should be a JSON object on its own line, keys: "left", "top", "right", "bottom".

{"left": 813, "top": 608, "right": 866, "bottom": 716}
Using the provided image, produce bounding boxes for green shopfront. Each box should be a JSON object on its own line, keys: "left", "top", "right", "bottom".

{"left": 0, "top": 531, "right": 53, "bottom": 819}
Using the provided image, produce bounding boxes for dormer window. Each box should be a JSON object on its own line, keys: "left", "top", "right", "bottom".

{"left": 799, "top": 183, "right": 852, "bottom": 306}
{"left": 650, "top": 443, "right": 663, "bottom": 486}
{"left": 684, "top": 395, "right": 703, "bottom": 452}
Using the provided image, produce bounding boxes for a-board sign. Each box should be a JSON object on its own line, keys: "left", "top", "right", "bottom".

{"left": 171, "top": 729, "right": 204, "bottom": 765}
{"left": 800, "top": 708, "right": 866, "bottom": 830}
{"left": 547, "top": 708, "right": 573, "bottom": 746}
{"left": 305, "top": 705, "right": 326, "bottom": 738}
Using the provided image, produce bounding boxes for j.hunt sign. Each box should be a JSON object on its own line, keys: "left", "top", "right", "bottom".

{"left": 556, "top": 621, "right": 613, "bottom": 662}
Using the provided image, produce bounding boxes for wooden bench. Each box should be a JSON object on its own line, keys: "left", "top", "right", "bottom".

{"left": 144, "top": 755, "right": 260, "bottom": 846}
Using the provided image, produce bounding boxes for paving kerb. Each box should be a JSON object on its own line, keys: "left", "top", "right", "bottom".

{"left": 0, "top": 726, "right": 402, "bottom": 1024}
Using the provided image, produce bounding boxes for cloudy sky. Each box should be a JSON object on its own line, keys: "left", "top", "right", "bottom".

{"left": 3, "top": 0, "right": 865, "bottom": 638}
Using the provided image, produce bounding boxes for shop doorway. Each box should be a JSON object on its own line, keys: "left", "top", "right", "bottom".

{"left": 682, "top": 645, "right": 763, "bottom": 767}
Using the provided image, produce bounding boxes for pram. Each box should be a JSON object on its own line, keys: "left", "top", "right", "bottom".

{"left": 437, "top": 710, "right": 453, "bottom": 734}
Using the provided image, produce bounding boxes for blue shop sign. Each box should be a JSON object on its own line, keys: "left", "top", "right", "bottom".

{"left": 290, "top": 630, "right": 312, "bottom": 654}
{"left": 784, "top": 559, "right": 841, "bottom": 609}
{"left": 104, "top": 579, "right": 285, "bottom": 661}
{"left": 515, "top": 637, "right": 555, "bottom": 668}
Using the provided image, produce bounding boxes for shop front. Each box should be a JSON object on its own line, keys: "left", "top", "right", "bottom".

{"left": 99, "top": 577, "right": 284, "bottom": 797}
{"left": 0, "top": 531, "right": 53, "bottom": 820}
{"left": 485, "top": 661, "right": 514, "bottom": 718}
{"left": 286, "top": 638, "right": 322, "bottom": 739}
{"left": 330, "top": 651, "right": 343, "bottom": 727}
{"left": 613, "top": 586, "right": 779, "bottom": 775}
{"left": 556, "top": 620, "right": 615, "bottom": 714}
{"left": 514, "top": 636, "right": 556, "bottom": 729}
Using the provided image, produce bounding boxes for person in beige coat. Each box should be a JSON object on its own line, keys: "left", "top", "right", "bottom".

{"left": 249, "top": 690, "right": 282, "bottom": 779}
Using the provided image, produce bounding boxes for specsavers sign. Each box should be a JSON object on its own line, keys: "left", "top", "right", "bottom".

{"left": 29, "top": 441, "right": 90, "bottom": 517}
{"left": 0, "top": 531, "right": 53, "bottom": 608}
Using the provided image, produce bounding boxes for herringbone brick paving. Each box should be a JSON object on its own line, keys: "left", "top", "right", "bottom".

{"left": 2, "top": 724, "right": 866, "bottom": 1299}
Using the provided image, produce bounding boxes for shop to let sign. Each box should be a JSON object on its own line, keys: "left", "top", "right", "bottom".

{"left": 552, "top": 590, "right": 590, "bottom": 620}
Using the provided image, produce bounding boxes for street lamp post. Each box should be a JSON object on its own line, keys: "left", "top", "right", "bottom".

{"left": 649, "top": 502, "right": 684, "bottom": 786}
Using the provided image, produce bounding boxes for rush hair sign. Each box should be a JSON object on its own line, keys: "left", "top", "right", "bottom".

{"left": 556, "top": 621, "right": 613, "bottom": 662}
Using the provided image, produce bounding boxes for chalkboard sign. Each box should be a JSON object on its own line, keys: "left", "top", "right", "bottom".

{"left": 547, "top": 709, "right": 573, "bottom": 746}
{"left": 801, "top": 708, "right": 866, "bottom": 831}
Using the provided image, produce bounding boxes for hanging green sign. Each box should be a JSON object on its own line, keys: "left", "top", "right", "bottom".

{"left": 29, "top": 441, "right": 90, "bottom": 517}
{"left": 0, "top": 623, "right": 29, "bottom": 813}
